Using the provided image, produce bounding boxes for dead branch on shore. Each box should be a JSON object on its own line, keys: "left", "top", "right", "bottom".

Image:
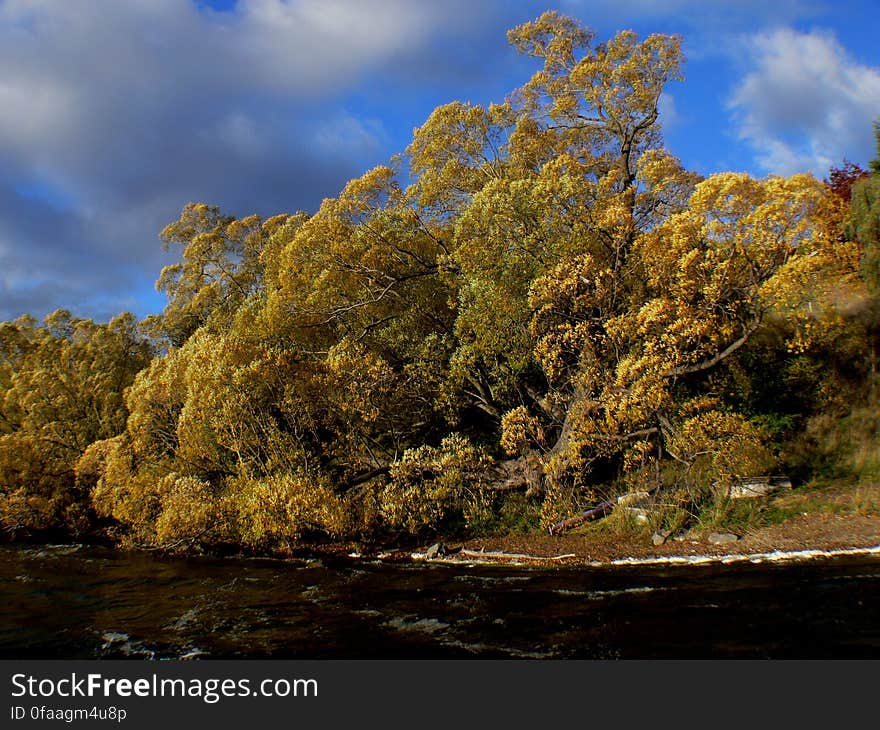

{"left": 547, "top": 497, "right": 618, "bottom": 535}
{"left": 457, "top": 549, "right": 577, "bottom": 562}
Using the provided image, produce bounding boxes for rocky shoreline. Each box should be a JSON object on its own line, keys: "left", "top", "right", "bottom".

{"left": 335, "top": 508, "right": 880, "bottom": 569}
{"left": 409, "top": 542, "right": 880, "bottom": 568}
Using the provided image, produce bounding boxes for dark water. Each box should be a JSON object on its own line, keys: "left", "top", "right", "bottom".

{"left": 1, "top": 544, "right": 879, "bottom": 659}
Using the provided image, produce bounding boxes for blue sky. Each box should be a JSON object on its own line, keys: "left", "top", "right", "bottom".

{"left": 0, "top": 0, "right": 878, "bottom": 322}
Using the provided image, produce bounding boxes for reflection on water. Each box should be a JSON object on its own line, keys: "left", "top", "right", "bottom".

{"left": 1, "top": 544, "right": 879, "bottom": 659}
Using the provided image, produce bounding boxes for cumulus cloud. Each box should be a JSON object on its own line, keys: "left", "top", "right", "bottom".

{"left": 0, "top": 0, "right": 489, "bottom": 320}
{"left": 728, "top": 28, "right": 880, "bottom": 175}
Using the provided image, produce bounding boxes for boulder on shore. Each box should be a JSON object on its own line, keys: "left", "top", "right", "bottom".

{"left": 617, "top": 491, "right": 651, "bottom": 507}
{"left": 707, "top": 532, "right": 739, "bottom": 545}
{"left": 652, "top": 530, "right": 671, "bottom": 546}
{"left": 425, "top": 542, "right": 449, "bottom": 559}
{"left": 728, "top": 476, "right": 792, "bottom": 499}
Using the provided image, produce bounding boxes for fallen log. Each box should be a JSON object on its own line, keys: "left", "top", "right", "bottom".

{"left": 457, "top": 549, "right": 577, "bottom": 562}
{"left": 547, "top": 498, "right": 616, "bottom": 535}
{"left": 548, "top": 484, "right": 666, "bottom": 535}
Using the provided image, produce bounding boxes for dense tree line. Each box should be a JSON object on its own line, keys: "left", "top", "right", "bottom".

{"left": 2, "top": 13, "right": 878, "bottom": 550}
{"left": 0, "top": 312, "right": 153, "bottom": 536}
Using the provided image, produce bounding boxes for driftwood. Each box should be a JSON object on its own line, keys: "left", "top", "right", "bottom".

{"left": 548, "top": 484, "right": 665, "bottom": 535}
{"left": 457, "top": 549, "right": 577, "bottom": 562}
{"left": 547, "top": 498, "right": 617, "bottom": 535}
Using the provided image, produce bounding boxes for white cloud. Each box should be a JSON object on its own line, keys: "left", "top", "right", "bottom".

{"left": 227, "top": 0, "right": 451, "bottom": 93}
{"left": 657, "top": 92, "right": 680, "bottom": 131}
{"left": 729, "top": 27, "right": 880, "bottom": 175}
{"left": 0, "top": 0, "right": 456, "bottom": 200}
{"left": 312, "top": 114, "right": 386, "bottom": 158}
{"left": 0, "top": 0, "right": 485, "bottom": 319}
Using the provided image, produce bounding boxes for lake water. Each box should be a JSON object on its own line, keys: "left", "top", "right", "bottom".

{"left": 2, "top": 544, "right": 879, "bottom": 659}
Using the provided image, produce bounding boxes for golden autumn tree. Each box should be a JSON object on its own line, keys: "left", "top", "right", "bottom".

{"left": 0, "top": 311, "right": 153, "bottom": 536}
{"left": 407, "top": 13, "right": 695, "bottom": 511}
{"left": 526, "top": 172, "right": 840, "bottom": 522}
{"left": 90, "top": 178, "right": 459, "bottom": 548}
{"left": 77, "top": 12, "right": 860, "bottom": 548}
{"left": 153, "top": 203, "right": 280, "bottom": 346}
{"left": 408, "top": 12, "right": 845, "bottom": 525}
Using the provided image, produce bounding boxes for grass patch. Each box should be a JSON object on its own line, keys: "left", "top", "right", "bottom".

{"left": 699, "top": 479, "right": 880, "bottom": 535}
{"left": 548, "top": 475, "right": 880, "bottom": 545}
{"left": 796, "top": 402, "right": 880, "bottom": 484}
{"left": 851, "top": 485, "right": 880, "bottom": 516}
{"left": 464, "top": 492, "right": 543, "bottom": 537}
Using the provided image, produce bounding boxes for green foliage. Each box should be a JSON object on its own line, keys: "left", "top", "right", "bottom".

{"left": 850, "top": 175, "right": 880, "bottom": 294}
{"left": 796, "top": 401, "right": 880, "bottom": 484}
{"left": 475, "top": 492, "right": 544, "bottom": 536}
{"left": 843, "top": 120, "right": 880, "bottom": 294}
{"left": 871, "top": 120, "right": 880, "bottom": 176}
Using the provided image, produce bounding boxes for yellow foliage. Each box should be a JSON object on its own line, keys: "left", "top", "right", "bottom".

{"left": 380, "top": 435, "right": 492, "bottom": 533}
{"left": 229, "top": 471, "right": 346, "bottom": 549}
{"left": 669, "top": 411, "right": 774, "bottom": 495}
{"left": 500, "top": 406, "right": 543, "bottom": 456}
{"left": 3, "top": 12, "right": 866, "bottom": 548}
{"left": 154, "top": 474, "right": 218, "bottom": 546}
{"left": 0, "top": 311, "right": 152, "bottom": 535}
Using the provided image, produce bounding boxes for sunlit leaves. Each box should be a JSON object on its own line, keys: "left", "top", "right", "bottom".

{"left": 380, "top": 434, "right": 491, "bottom": 533}
{"left": 157, "top": 203, "right": 273, "bottom": 345}
{"left": 4, "top": 12, "right": 865, "bottom": 547}
{"left": 0, "top": 313, "right": 152, "bottom": 534}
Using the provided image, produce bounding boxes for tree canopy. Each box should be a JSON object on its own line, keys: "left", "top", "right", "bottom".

{"left": 1, "top": 12, "right": 875, "bottom": 550}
